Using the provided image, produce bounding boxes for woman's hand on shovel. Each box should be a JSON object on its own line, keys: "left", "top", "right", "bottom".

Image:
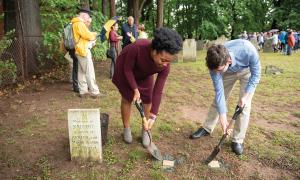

{"left": 133, "top": 89, "right": 140, "bottom": 102}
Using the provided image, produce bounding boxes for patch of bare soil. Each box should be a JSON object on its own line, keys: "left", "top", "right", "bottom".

{"left": 180, "top": 106, "right": 208, "bottom": 125}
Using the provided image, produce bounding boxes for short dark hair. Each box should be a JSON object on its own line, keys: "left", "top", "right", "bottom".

{"left": 206, "top": 44, "right": 230, "bottom": 70}
{"left": 151, "top": 27, "right": 183, "bottom": 55}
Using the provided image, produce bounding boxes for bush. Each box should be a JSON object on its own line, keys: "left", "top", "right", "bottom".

{"left": 0, "top": 30, "right": 17, "bottom": 86}
{"left": 0, "top": 59, "right": 17, "bottom": 86}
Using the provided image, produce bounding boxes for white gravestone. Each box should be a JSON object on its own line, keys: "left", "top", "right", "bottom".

{"left": 183, "top": 39, "right": 197, "bottom": 62}
{"left": 68, "top": 109, "right": 102, "bottom": 162}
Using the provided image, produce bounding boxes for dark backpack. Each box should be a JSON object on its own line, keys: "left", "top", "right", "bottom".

{"left": 63, "top": 23, "right": 76, "bottom": 50}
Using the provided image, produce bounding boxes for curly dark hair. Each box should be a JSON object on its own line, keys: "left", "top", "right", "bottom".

{"left": 206, "top": 44, "right": 230, "bottom": 70}
{"left": 151, "top": 27, "right": 183, "bottom": 55}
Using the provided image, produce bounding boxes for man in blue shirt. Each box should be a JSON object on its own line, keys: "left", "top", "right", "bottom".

{"left": 190, "top": 39, "right": 261, "bottom": 155}
{"left": 121, "top": 16, "right": 138, "bottom": 48}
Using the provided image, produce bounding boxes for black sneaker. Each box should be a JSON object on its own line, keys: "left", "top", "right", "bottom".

{"left": 231, "top": 142, "right": 243, "bottom": 155}
{"left": 189, "top": 127, "right": 210, "bottom": 139}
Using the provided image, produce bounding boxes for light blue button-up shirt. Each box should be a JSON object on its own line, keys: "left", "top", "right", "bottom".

{"left": 209, "top": 39, "right": 261, "bottom": 114}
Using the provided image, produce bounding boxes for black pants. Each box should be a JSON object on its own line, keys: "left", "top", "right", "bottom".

{"left": 68, "top": 49, "right": 79, "bottom": 92}
{"left": 110, "top": 47, "right": 117, "bottom": 79}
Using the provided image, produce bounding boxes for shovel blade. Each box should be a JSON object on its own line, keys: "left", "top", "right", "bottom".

{"left": 147, "top": 142, "right": 163, "bottom": 161}
{"left": 205, "top": 147, "right": 220, "bottom": 164}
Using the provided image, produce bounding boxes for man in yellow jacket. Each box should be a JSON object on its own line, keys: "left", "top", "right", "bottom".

{"left": 72, "top": 9, "right": 100, "bottom": 98}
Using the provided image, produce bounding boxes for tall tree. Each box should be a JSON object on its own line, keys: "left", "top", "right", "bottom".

{"left": 81, "top": 0, "right": 90, "bottom": 10}
{"left": 272, "top": 0, "right": 300, "bottom": 30}
{"left": 128, "top": 0, "right": 133, "bottom": 16}
{"left": 156, "top": 0, "right": 163, "bottom": 28}
{"left": 15, "top": 0, "right": 42, "bottom": 76}
{"left": 3, "top": 0, "right": 15, "bottom": 33}
{"left": 133, "top": 0, "right": 139, "bottom": 24}
{"left": 102, "top": 0, "right": 108, "bottom": 16}
{"left": 110, "top": 0, "right": 116, "bottom": 18}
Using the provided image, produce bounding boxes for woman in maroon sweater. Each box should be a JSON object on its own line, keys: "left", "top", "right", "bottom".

{"left": 109, "top": 23, "right": 123, "bottom": 78}
{"left": 112, "top": 27, "right": 182, "bottom": 146}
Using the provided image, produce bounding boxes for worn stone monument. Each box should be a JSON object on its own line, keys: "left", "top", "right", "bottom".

{"left": 196, "top": 40, "right": 205, "bottom": 50}
{"left": 68, "top": 109, "right": 102, "bottom": 162}
{"left": 183, "top": 39, "right": 197, "bottom": 62}
{"left": 250, "top": 39, "right": 259, "bottom": 50}
{"left": 263, "top": 39, "right": 273, "bottom": 53}
{"left": 214, "top": 35, "right": 228, "bottom": 45}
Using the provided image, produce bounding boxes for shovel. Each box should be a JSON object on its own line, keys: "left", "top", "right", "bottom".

{"left": 205, "top": 105, "right": 244, "bottom": 164}
{"left": 135, "top": 100, "right": 163, "bottom": 161}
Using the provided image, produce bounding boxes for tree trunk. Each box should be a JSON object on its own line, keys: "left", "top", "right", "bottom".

{"left": 156, "top": 0, "right": 163, "bottom": 28}
{"left": 3, "top": 0, "right": 16, "bottom": 33}
{"left": 92, "top": 0, "right": 99, "bottom": 10}
{"left": 102, "top": 0, "right": 107, "bottom": 16}
{"left": 231, "top": 1, "right": 237, "bottom": 40}
{"left": 141, "top": 0, "right": 152, "bottom": 22}
{"left": 15, "top": 0, "right": 42, "bottom": 77}
{"left": 128, "top": 0, "right": 133, "bottom": 16}
{"left": 109, "top": 0, "right": 116, "bottom": 18}
{"left": 81, "top": 0, "right": 90, "bottom": 10}
{"left": 138, "top": 0, "right": 146, "bottom": 18}
{"left": 133, "top": 0, "right": 139, "bottom": 25}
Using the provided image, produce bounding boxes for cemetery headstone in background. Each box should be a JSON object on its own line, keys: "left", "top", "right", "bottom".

{"left": 183, "top": 39, "right": 197, "bottom": 62}
{"left": 204, "top": 36, "right": 228, "bottom": 50}
{"left": 68, "top": 109, "right": 102, "bottom": 163}
{"left": 263, "top": 39, "right": 273, "bottom": 53}
{"left": 250, "top": 39, "right": 259, "bottom": 50}
{"left": 214, "top": 35, "right": 228, "bottom": 45}
{"left": 196, "top": 40, "right": 205, "bottom": 50}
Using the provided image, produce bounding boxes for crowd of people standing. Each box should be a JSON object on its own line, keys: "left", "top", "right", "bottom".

{"left": 239, "top": 30, "right": 299, "bottom": 55}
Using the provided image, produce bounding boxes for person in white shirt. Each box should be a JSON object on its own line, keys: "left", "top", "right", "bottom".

{"left": 271, "top": 32, "right": 279, "bottom": 52}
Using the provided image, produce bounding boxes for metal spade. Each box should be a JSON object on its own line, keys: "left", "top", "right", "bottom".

{"left": 205, "top": 105, "right": 244, "bottom": 164}
{"left": 135, "top": 100, "right": 163, "bottom": 161}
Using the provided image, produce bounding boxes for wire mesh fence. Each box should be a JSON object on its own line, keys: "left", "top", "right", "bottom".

{"left": 0, "top": 34, "right": 25, "bottom": 87}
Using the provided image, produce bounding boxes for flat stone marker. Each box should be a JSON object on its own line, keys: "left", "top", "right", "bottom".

{"left": 68, "top": 109, "right": 102, "bottom": 162}
{"left": 183, "top": 39, "right": 197, "bottom": 62}
{"left": 208, "top": 160, "right": 220, "bottom": 168}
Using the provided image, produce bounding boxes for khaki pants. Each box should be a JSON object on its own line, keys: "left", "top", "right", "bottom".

{"left": 203, "top": 69, "right": 254, "bottom": 143}
{"left": 76, "top": 50, "right": 99, "bottom": 95}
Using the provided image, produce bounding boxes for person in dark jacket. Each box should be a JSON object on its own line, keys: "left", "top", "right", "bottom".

{"left": 121, "top": 16, "right": 138, "bottom": 48}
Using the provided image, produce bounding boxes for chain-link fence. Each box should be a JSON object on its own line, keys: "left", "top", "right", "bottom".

{"left": 0, "top": 34, "right": 26, "bottom": 87}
